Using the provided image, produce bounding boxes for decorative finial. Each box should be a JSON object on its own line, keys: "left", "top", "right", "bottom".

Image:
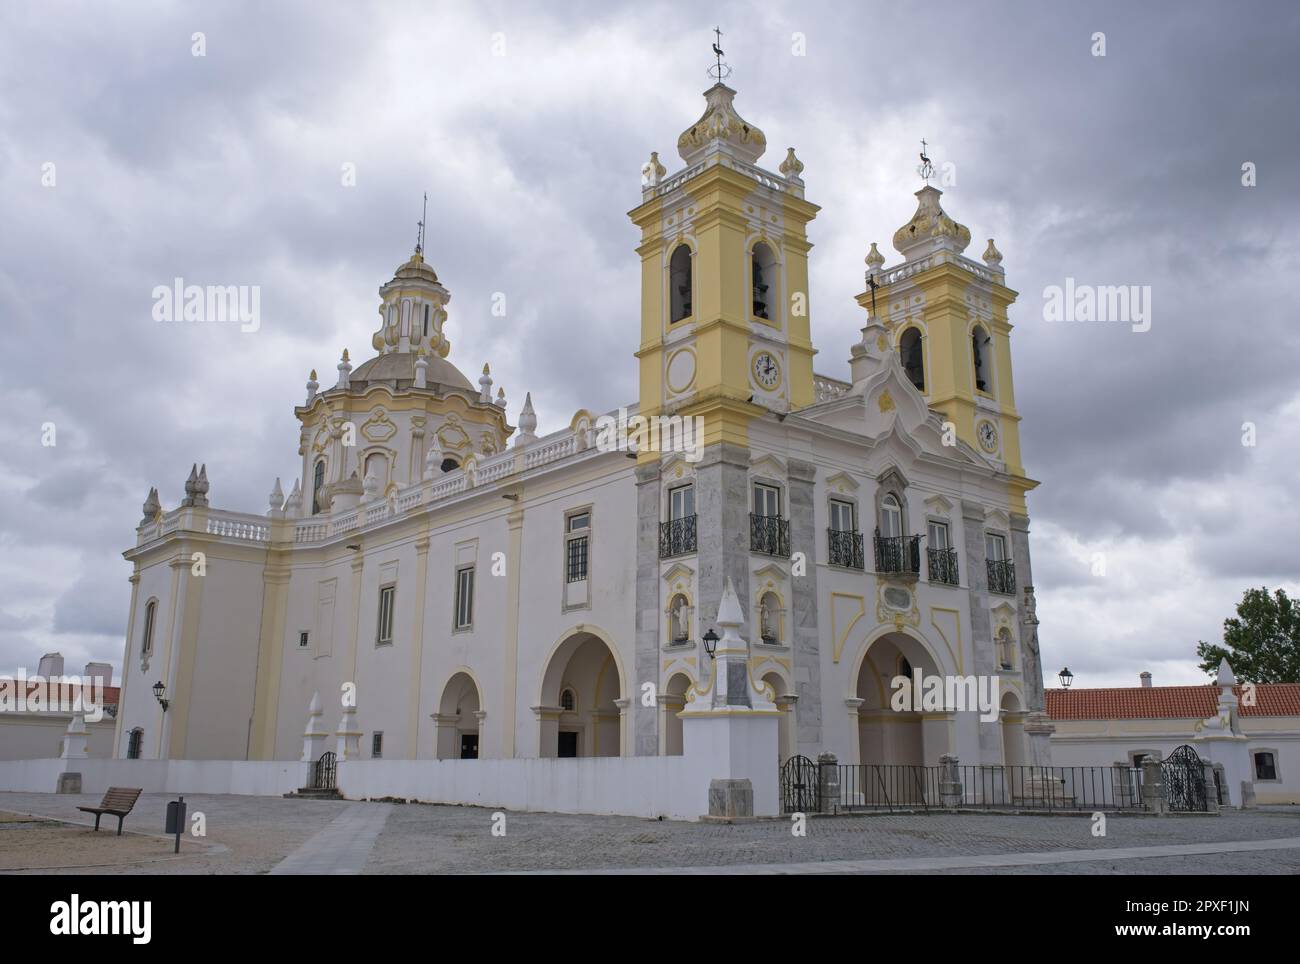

{"left": 268, "top": 477, "right": 285, "bottom": 517}
{"left": 285, "top": 478, "right": 303, "bottom": 515}
{"left": 982, "top": 238, "right": 1003, "bottom": 268}
{"left": 140, "top": 486, "right": 161, "bottom": 526}
{"left": 641, "top": 151, "right": 667, "bottom": 189}
{"left": 495, "top": 386, "right": 506, "bottom": 409}
{"left": 342, "top": 348, "right": 349, "bottom": 362}
{"left": 337, "top": 349, "right": 353, "bottom": 390}
{"left": 708, "top": 26, "right": 731, "bottom": 83}
{"left": 479, "top": 363, "right": 493, "bottom": 403}
{"left": 779, "top": 147, "right": 804, "bottom": 182}
{"left": 514, "top": 391, "right": 538, "bottom": 447}
{"left": 917, "top": 138, "right": 934, "bottom": 184}
{"left": 415, "top": 191, "right": 428, "bottom": 256}
{"left": 306, "top": 369, "right": 319, "bottom": 404}
{"left": 865, "top": 241, "right": 885, "bottom": 272}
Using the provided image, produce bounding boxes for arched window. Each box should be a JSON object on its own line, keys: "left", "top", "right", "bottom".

{"left": 880, "top": 494, "right": 902, "bottom": 539}
{"left": 972, "top": 326, "right": 991, "bottom": 394}
{"left": 312, "top": 460, "right": 326, "bottom": 515}
{"left": 423, "top": 304, "right": 430, "bottom": 338}
{"left": 440, "top": 457, "right": 460, "bottom": 473}
{"left": 900, "top": 327, "right": 925, "bottom": 391}
{"left": 669, "top": 244, "right": 692, "bottom": 323}
{"left": 126, "top": 728, "right": 143, "bottom": 759}
{"left": 364, "top": 453, "right": 388, "bottom": 488}
{"left": 759, "top": 592, "right": 781, "bottom": 644}
{"left": 560, "top": 688, "right": 576, "bottom": 712}
{"left": 669, "top": 594, "right": 691, "bottom": 643}
{"left": 141, "top": 600, "right": 156, "bottom": 656}
{"left": 751, "top": 242, "right": 779, "bottom": 321}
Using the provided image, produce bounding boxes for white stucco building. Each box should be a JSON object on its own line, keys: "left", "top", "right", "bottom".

{"left": 111, "top": 78, "right": 1051, "bottom": 781}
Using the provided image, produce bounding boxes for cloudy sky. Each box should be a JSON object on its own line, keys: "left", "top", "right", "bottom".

{"left": 1, "top": 0, "right": 1296, "bottom": 689}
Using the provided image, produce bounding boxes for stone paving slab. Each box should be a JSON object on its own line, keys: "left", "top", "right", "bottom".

{"left": 270, "top": 803, "right": 392, "bottom": 874}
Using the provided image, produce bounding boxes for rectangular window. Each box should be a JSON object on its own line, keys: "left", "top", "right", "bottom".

{"left": 372, "top": 732, "right": 383, "bottom": 759}
{"left": 455, "top": 565, "right": 474, "bottom": 629}
{"left": 985, "top": 532, "right": 1006, "bottom": 561}
{"left": 928, "top": 521, "right": 950, "bottom": 550}
{"left": 376, "top": 585, "right": 395, "bottom": 645}
{"left": 829, "top": 499, "right": 856, "bottom": 532}
{"left": 298, "top": 630, "right": 310, "bottom": 648}
{"left": 1255, "top": 752, "right": 1277, "bottom": 781}
{"left": 565, "top": 510, "right": 590, "bottom": 583}
{"left": 669, "top": 483, "right": 695, "bottom": 520}
{"left": 753, "top": 482, "right": 781, "bottom": 518}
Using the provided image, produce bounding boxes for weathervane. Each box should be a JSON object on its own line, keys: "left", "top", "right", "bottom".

{"left": 415, "top": 191, "right": 428, "bottom": 255}
{"left": 708, "top": 26, "right": 731, "bottom": 83}
{"left": 917, "top": 139, "right": 934, "bottom": 184}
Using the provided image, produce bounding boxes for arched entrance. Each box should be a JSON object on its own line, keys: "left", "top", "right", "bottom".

{"left": 660, "top": 673, "right": 692, "bottom": 757}
{"left": 434, "top": 670, "right": 484, "bottom": 759}
{"left": 537, "top": 630, "right": 626, "bottom": 758}
{"left": 852, "top": 631, "right": 950, "bottom": 767}
{"left": 1000, "top": 691, "right": 1026, "bottom": 767}
{"left": 762, "top": 671, "right": 797, "bottom": 764}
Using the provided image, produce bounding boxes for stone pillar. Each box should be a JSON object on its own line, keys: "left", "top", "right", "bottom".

{"left": 844, "top": 697, "right": 865, "bottom": 766}
{"left": 431, "top": 713, "right": 459, "bottom": 760}
{"left": 938, "top": 753, "right": 963, "bottom": 808}
{"left": 1141, "top": 757, "right": 1167, "bottom": 814}
{"left": 1202, "top": 762, "right": 1220, "bottom": 813}
{"left": 335, "top": 705, "right": 362, "bottom": 761}
{"left": 632, "top": 462, "right": 661, "bottom": 756}
{"left": 693, "top": 442, "right": 752, "bottom": 676}
{"left": 1010, "top": 516, "right": 1046, "bottom": 714}
{"left": 301, "top": 692, "right": 329, "bottom": 762}
{"left": 60, "top": 713, "right": 89, "bottom": 760}
{"left": 614, "top": 697, "right": 632, "bottom": 757}
{"left": 817, "top": 752, "right": 839, "bottom": 814}
{"left": 474, "top": 710, "right": 488, "bottom": 759}
{"left": 787, "top": 458, "right": 823, "bottom": 750}
{"left": 961, "top": 500, "right": 1000, "bottom": 762}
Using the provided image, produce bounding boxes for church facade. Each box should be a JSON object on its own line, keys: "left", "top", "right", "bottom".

{"left": 113, "top": 80, "right": 1052, "bottom": 773}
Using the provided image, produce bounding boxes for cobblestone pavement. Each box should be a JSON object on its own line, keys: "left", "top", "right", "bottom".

{"left": 2, "top": 791, "right": 1297, "bottom": 874}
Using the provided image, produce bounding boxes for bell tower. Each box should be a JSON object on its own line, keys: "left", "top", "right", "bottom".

{"left": 861, "top": 184, "right": 1033, "bottom": 513}
{"left": 629, "top": 79, "right": 820, "bottom": 450}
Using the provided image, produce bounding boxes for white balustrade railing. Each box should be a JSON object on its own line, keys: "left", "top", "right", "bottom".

{"left": 205, "top": 513, "right": 269, "bottom": 542}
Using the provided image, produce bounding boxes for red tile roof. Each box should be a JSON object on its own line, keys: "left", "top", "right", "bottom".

{"left": 0, "top": 679, "right": 120, "bottom": 709}
{"left": 1047, "top": 683, "right": 1300, "bottom": 721}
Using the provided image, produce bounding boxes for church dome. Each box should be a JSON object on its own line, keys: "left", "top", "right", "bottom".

{"left": 892, "top": 185, "right": 971, "bottom": 259}
{"left": 678, "top": 83, "right": 766, "bottom": 166}
{"left": 391, "top": 252, "right": 439, "bottom": 284}
{"left": 349, "top": 350, "right": 474, "bottom": 393}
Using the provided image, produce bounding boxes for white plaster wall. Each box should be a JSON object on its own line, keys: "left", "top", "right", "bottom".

{"left": 0, "top": 716, "right": 116, "bottom": 760}
{"left": 0, "top": 758, "right": 307, "bottom": 796}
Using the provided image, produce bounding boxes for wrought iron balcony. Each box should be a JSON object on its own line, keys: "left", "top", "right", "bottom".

{"left": 927, "top": 547, "right": 959, "bottom": 586}
{"left": 987, "top": 558, "right": 1017, "bottom": 595}
{"left": 828, "top": 528, "right": 864, "bottom": 570}
{"left": 659, "top": 515, "right": 697, "bottom": 558}
{"left": 874, "top": 533, "right": 921, "bottom": 575}
{"left": 750, "top": 513, "right": 790, "bottom": 557}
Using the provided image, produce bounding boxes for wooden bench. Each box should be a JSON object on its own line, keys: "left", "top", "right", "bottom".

{"left": 77, "top": 787, "right": 143, "bottom": 835}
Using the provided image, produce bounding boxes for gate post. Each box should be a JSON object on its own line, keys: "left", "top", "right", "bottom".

{"left": 1141, "top": 758, "right": 1167, "bottom": 815}
{"left": 939, "top": 754, "right": 963, "bottom": 808}
{"left": 1201, "top": 762, "right": 1220, "bottom": 813}
{"left": 817, "top": 752, "right": 839, "bottom": 814}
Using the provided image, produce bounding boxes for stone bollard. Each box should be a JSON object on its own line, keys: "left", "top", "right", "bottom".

{"left": 1113, "top": 761, "right": 1136, "bottom": 807}
{"left": 817, "top": 752, "right": 839, "bottom": 815}
{"left": 1141, "top": 758, "right": 1167, "bottom": 815}
{"left": 1239, "top": 781, "right": 1257, "bottom": 810}
{"left": 1212, "top": 763, "right": 1230, "bottom": 807}
{"left": 708, "top": 778, "right": 753, "bottom": 819}
{"left": 939, "top": 754, "right": 963, "bottom": 808}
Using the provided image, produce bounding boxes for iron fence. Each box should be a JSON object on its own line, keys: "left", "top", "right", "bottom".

{"left": 830, "top": 762, "right": 1146, "bottom": 813}
{"left": 311, "top": 751, "right": 337, "bottom": 791}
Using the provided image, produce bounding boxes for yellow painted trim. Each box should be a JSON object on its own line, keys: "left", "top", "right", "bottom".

{"left": 830, "top": 591, "right": 865, "bottom": 664}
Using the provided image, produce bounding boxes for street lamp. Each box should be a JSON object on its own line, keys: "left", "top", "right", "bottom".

{"left": 1058, "top": 667, "right": 1074, "bottom": 689}
{"left": 702, "top": 628, "right": 719, "bottom": 659}
{"left": 153, "top": 680, "right": 170, "bottom": 712}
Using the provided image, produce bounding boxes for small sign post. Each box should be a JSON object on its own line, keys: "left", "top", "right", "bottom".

{"left": 165, "top": 795, "right": 186, "bottom": 853}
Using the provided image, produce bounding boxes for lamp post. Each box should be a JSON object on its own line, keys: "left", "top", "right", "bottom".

{"left": 1057, "top": 667, "right": 1074, "bottom": 689}
{"left": 702, "top": 628, "right": 719, "bottom": 660}
{"left": 153, "top": 680, "right": 170, "bottom": 712}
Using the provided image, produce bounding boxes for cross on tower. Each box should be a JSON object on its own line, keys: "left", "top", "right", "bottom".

{"left": 917, "top": 139, "right": 934, "bottom": 184}
{"left": 708, "top": 26, "right": 731, "bottom": 82}
{"left": 415, "top": 192, "right": 428, "bottom": 254}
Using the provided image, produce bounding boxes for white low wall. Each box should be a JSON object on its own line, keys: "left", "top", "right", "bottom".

{"left": 338, "top": 757, "right": 708, "bottom": 820}
{"left": 0, "top": 758, "right": 307, "bottom": 797}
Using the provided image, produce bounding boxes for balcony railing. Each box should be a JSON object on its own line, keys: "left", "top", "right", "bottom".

{"left": 987, "top": 558, "right": 1016, "bottom": 595}
{"left": 874, "top": 533, "right": 921, "bottom": 575}
{"left": 750, "top": 513, "right": 790, "bottom": 557}
{"left": 828, "top": 528, "right": 864, "bottom": 570}
{"left": 927, "top": 547, "right": 959, "bottom": 586}
{"left": 659, "top": 515, "right": 697, "bottom": 558}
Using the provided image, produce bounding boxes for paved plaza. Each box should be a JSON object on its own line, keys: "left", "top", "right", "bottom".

{"left": 1, "top": 792, "right": 1297, "bottom": 874}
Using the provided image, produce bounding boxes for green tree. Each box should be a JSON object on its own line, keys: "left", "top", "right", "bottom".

{"left": 1197, "top": 587, "right": 1300, "bottom": 683}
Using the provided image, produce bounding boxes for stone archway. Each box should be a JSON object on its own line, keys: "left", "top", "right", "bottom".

{"left": 1000, "top": 690, "right": 1027, "bottom": 767}
{"left": 434, "top": 670, "right": 484, "bottom": 759}
{"left": 851, "top": 631, "right": 950, "bottom": 767}
{"left": 537, "top": 630, "right": 626, "bottom": 758}
{"left": 762, "top": 671, "right": 797, "bottom": 764}
{"left": 660, "top": 673, "right": 693, "bottom": 757}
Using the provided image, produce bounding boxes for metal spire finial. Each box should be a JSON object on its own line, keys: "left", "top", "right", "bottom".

{"left": 917, "top": 139, "right": 934, "bottom": 184}
{"left": 707, "top": 26, "right": 731, "bottom": 83}
{"left": 415, "top": 191, "right": 428, "bottom": 255}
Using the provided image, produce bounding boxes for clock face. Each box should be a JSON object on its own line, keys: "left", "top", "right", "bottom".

{"left": 977, "top": 420, "right": 999, "bottom": 452}
{"left": 752, "top": 351, "right": 781, "bottom": 390}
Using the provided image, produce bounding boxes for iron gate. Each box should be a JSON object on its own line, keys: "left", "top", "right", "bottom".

{"left": 311, "top": 750, "right": 337, "bottom": 790}
{"left": 780, "top": 755, "right": 820, "bottom": 813}
{"left": 1162, "top": 744, "right": 1207, "bottom": 812}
